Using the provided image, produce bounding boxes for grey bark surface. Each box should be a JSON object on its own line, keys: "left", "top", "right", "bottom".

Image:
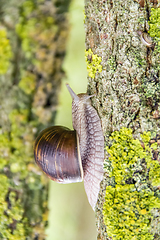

{"left": 84, "top": 0, "right": 160, "bottom": 239}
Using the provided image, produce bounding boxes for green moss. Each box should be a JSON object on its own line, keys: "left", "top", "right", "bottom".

{"left": 141, "top": 78, "right": 160, "bottom": 99}
{"left": 107, "top": 56, "right": 117, "bottom": 72}
{"left": 85, "top": 48, "right": 102, "bottom": 78}
{"left": 16, "top": 0, "right": 58, "bottom": 68}
{"left": 103, "top": 127, "right": 160, "bottom": 240}
{"left": 18, "top": 71, "right": 36, "bottom": 95}
{"left": 0, "top": 106, "right": 48, "bottom": 239}
{"left": 0, "top": 0, "right": 70, "bottom": 238}
{"left": 148, "top": 8, "right": 160, "bottom": 52}
{"left": 0, "top": 28, "right": 12, "bottom": 74}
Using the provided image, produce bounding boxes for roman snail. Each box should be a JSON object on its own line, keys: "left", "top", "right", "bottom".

{"left": 34, "top": 84, "right": 104, "bottom": 210}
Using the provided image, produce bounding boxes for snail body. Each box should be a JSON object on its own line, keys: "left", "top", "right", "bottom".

{"left": 34, "top": 84, "right": 104, "bottom": 210}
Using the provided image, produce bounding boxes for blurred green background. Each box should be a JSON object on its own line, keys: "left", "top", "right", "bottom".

{"left": 46, "top": 0, "right": 97, "bottom": 239}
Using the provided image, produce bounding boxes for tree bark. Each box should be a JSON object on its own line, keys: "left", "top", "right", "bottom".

{"left": 0, "top": 0, "right": 71, "bottom": 239}
{"left": 84, "top": 0, "right": 160, "bottom": 239}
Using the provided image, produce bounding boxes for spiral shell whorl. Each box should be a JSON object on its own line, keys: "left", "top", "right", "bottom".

{"left": 34, "top": 126, "right": 83, "bottom": 183}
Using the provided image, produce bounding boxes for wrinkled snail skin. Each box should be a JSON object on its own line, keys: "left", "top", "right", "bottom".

{"left": 66, "top": 84, "right": 104, "bottom": 209}
{"left": 34, "top": 84, "right": 104, "bottom": 210}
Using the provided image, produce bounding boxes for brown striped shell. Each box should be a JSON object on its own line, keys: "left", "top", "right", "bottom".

{"left": 34, "top": 84, "right": 104, "bottom": 210}
{"left": 34, "top": 126, "right": 83, "bottom": 183}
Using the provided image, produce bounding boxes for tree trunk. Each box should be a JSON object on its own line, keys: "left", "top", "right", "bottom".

{"left": 0, "top": 0, "right": 71, "bottom": 239}
{"left": 84, "top": 0, "right": 160, "bottom": 239}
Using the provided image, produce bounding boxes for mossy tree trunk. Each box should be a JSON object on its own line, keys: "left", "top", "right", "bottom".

{"left": 0, "top": 0, "right": 71, "bottom": 239}
{"left": 84, "top": 0, "right": 160, "bottom": 239}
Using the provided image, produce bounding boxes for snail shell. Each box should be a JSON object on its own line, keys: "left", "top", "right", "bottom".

{"left": 34, "top": 126, "right": 83, "bottom": 183}
{"left": 137, "top": 31, "right": 153, "bottom": 47}
{"left": 34, "top": 84, "right": 104, "bottom": 210}
{"left": 141, "top": 32, "right": 153, "bottom": 47}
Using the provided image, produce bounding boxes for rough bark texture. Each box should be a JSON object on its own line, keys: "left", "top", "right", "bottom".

{"left": 0, "top": 0, "right": 70, "bottom": 239}
{"left": 84, "top": 0, "right": 160, "bottom": 239}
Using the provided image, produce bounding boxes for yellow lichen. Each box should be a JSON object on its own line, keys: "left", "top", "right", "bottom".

{"left": 85, "top": 48, "right": 102, "bottom": 78}
{"left": 103, "top": 127, "right": 160, "bottom": 240}
{"left": 0, "top": 28, "right": 12, "bottom": 74}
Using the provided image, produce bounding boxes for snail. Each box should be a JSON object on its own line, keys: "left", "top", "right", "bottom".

{"left": 34, "top": 84, "right": 104, "bottom": 210}
{"left": 137, "top": 31, "right": 154, "bottom": 47}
